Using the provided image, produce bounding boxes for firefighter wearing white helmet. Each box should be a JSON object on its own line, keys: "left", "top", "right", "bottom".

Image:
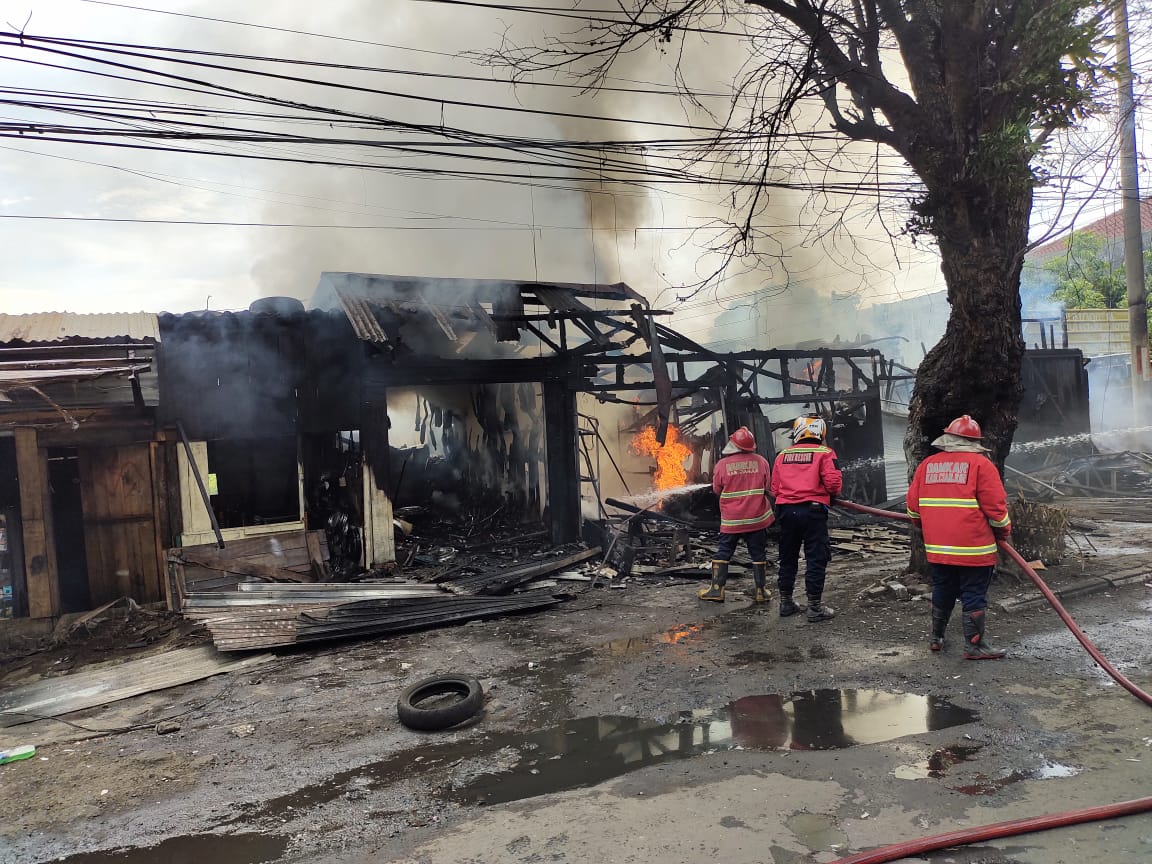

{"left": 770, "top": 414, "right": 842, "bottom": 621}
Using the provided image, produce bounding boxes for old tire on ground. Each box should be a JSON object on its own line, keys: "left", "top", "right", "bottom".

{"left": 397, "top": 674, "right": 484, "bottom": 731}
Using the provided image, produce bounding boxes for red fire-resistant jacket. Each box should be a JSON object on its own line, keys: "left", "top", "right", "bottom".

{"left": 906, "top": 451, "right": 1012, "bottom": 566}
{"left": 713, "top": 452, "right": 773, "bottom": 533}
{"left": 770, "top": 442, "right": 843, "bottom": 506}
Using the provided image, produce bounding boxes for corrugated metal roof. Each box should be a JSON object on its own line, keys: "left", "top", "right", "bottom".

{"left": 0, "top": 312, "right": 160, "bottom": 344}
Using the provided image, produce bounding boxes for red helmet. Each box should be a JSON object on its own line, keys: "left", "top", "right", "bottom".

{"left": 729, "top": 427, "right": 756, "bottom": 452}
{"left": 944, "top": 415, "right": 982, "bottom": 439}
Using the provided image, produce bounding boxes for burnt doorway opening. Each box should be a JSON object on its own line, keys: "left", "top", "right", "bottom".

{"left": 385, "top": 384, "right": 546, "bottom": 526}
{"left": 303, "top": 430, "right": 364, "bottom": 579}
{"left": 47, "top": 447, "right": 90, "bottom": 614}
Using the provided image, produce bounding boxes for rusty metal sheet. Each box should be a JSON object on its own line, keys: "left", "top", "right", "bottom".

{"left": 0, "top": 313, "right": 159, "bottom": 344}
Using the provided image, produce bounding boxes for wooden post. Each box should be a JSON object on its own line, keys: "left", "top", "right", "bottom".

{"left": 361, "top": 398, "right": 396, "bottom": 568}
{"left": 14, "top": 428, "right": 59, "bottom": 618}
{"left": 177, "top": 438, "right": 214, "bottom": 541}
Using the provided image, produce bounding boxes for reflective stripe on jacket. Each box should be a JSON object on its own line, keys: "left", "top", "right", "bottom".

{"left": 770, "top": 443, "right": 843, "bottom": 506}
{"left": 907, "top": 451, "right": 1012, "bottom": 566}
{"left": 713, "top": 452, "right": 773, "bottom": 533}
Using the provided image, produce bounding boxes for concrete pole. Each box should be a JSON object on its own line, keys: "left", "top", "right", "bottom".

{"left": 1114, "top": 0, "right": 1150, "bottom": 424}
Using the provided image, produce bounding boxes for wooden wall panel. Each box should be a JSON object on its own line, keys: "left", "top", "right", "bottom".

{"left": 78, "top": 445, "right": 164, "bottom": 605}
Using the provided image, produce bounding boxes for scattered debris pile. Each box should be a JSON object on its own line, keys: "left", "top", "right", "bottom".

{"left": 597, "top": 487, "right": 912, "bottom": 587}
{"left": 858, "top": 574, "right": 930, "bottom": 602}
{"left": 829, "top": 526, "right": 911, "bottom": 556}
{"left": 414, "top": 548, "right": 601, "bottom": 594}
{"left": 393, "top": 511, "right": 553, "bottom": 571}
{"left": 1008, "top": 451, "right": 1152, "bottom": 498}
{"left": 0, "top": 597, "right": 205, "bottom": 676}
{"left": 180, "top": 542, "right": 600, "bottom": 652}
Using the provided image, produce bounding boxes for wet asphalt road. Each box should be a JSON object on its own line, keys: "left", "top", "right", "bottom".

{"left": 3, "top": 562, "right": 1151, "bottom": 864}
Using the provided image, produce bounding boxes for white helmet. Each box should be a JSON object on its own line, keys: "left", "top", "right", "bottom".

{"left": 791, "top": 414, "right": 827, "bottom": 443}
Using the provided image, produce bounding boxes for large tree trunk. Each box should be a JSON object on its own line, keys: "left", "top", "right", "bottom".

{"left": 902, "top": 186, "right": 1031, "bottom": 573}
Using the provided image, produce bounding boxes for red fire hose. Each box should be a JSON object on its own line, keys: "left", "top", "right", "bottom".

{"left": 829, "top": 796, "right": 1152, "bottom": 864}
{"left": 821, "top": 499, "right": 1152, "bottom": 863}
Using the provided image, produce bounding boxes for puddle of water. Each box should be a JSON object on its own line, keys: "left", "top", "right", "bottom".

{"left": 234, "top": 689, "right": 977, "bottom": 821}
{"left": 786, "top": 812, "right": 847, "bottom": 852}
{"left": 450, "top": 689, "right": 977, "bottom": 805}
{"left": 53, "top": 833, "right": 287, "bottom": 864}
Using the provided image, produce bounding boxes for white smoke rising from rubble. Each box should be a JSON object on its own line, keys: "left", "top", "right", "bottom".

{"left": 1011, "top": 427, "right": 1152, "bottom": 454}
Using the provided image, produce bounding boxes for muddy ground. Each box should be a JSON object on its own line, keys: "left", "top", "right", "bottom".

{"left": 2, "top": 515, "right": 1151, "bottom": 864}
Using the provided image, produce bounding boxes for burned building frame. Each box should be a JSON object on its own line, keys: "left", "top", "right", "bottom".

{"left": 0, "top": 276, "right": 891, "bottom": 623}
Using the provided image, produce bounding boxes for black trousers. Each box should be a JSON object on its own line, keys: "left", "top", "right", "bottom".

{"left": 715, "top": 529, "right": 769, "bottom": 562}
{"left": 930, "top": 563, "right": 994, "bottom": 613}
{"left": 776, "top": 503, "right": 831, "bottom": 599}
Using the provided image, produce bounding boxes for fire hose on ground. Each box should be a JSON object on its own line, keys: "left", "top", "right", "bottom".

{"left": 815, "top": 498, "right": 1152, "bottom": 864}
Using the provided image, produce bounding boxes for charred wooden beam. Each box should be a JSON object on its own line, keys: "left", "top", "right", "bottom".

{"left": 543, "top": 379, "right": 581, "bottom": 544}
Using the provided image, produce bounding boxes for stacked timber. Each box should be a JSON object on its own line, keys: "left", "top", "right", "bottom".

{"left": 829, "top": 526, "right": 910, "bottom": 555}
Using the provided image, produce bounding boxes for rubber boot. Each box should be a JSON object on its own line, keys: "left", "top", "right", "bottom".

{"left": 929, "top": 606, "right": 951, "bottom": 652}
{"left": 698, "top": 561, "right": 728, "bottom": 602}
{"left": 752, "top": 562, "right": 771, "bottom": 605}
{"left": 806, "top": 596, "right": 835, "bottom": 623}
{"left": 963, "top": 610, "right": 1006, "bottom": 660}
{"left": 778, "top": 595, "right": 803, "bottom": 617}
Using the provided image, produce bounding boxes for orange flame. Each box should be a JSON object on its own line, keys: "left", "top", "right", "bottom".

{"left": 631, "top": 424, "right": 691, "bottom": 490}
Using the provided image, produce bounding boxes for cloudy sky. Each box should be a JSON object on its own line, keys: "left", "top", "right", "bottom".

{"left": 0, "top": 1, "right": 1143, "bottom": 349}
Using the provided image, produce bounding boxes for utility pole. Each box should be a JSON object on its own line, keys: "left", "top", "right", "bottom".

{"left": 1114, "top": 0, "right": 1150, "bottom": 425}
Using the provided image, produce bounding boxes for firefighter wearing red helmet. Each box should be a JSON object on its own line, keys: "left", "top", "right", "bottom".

{"left": 770, "top": 414, "right": 843, "bottom": 622}
{"left": 700, "top": 426, "right": 773, "bottom": 604}
{"left": 906, "top": 414, "right": 1011, "bottom": 660}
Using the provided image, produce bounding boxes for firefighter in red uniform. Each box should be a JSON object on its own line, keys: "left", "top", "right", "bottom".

{"left": 907, "top": 415, "right": 1011, "bottom": 660}
{"left": 700, "top": 426, "right": 773, "bottom": 604}
{"left": 771, "top": 415, "right": 842, "bottom": 622}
